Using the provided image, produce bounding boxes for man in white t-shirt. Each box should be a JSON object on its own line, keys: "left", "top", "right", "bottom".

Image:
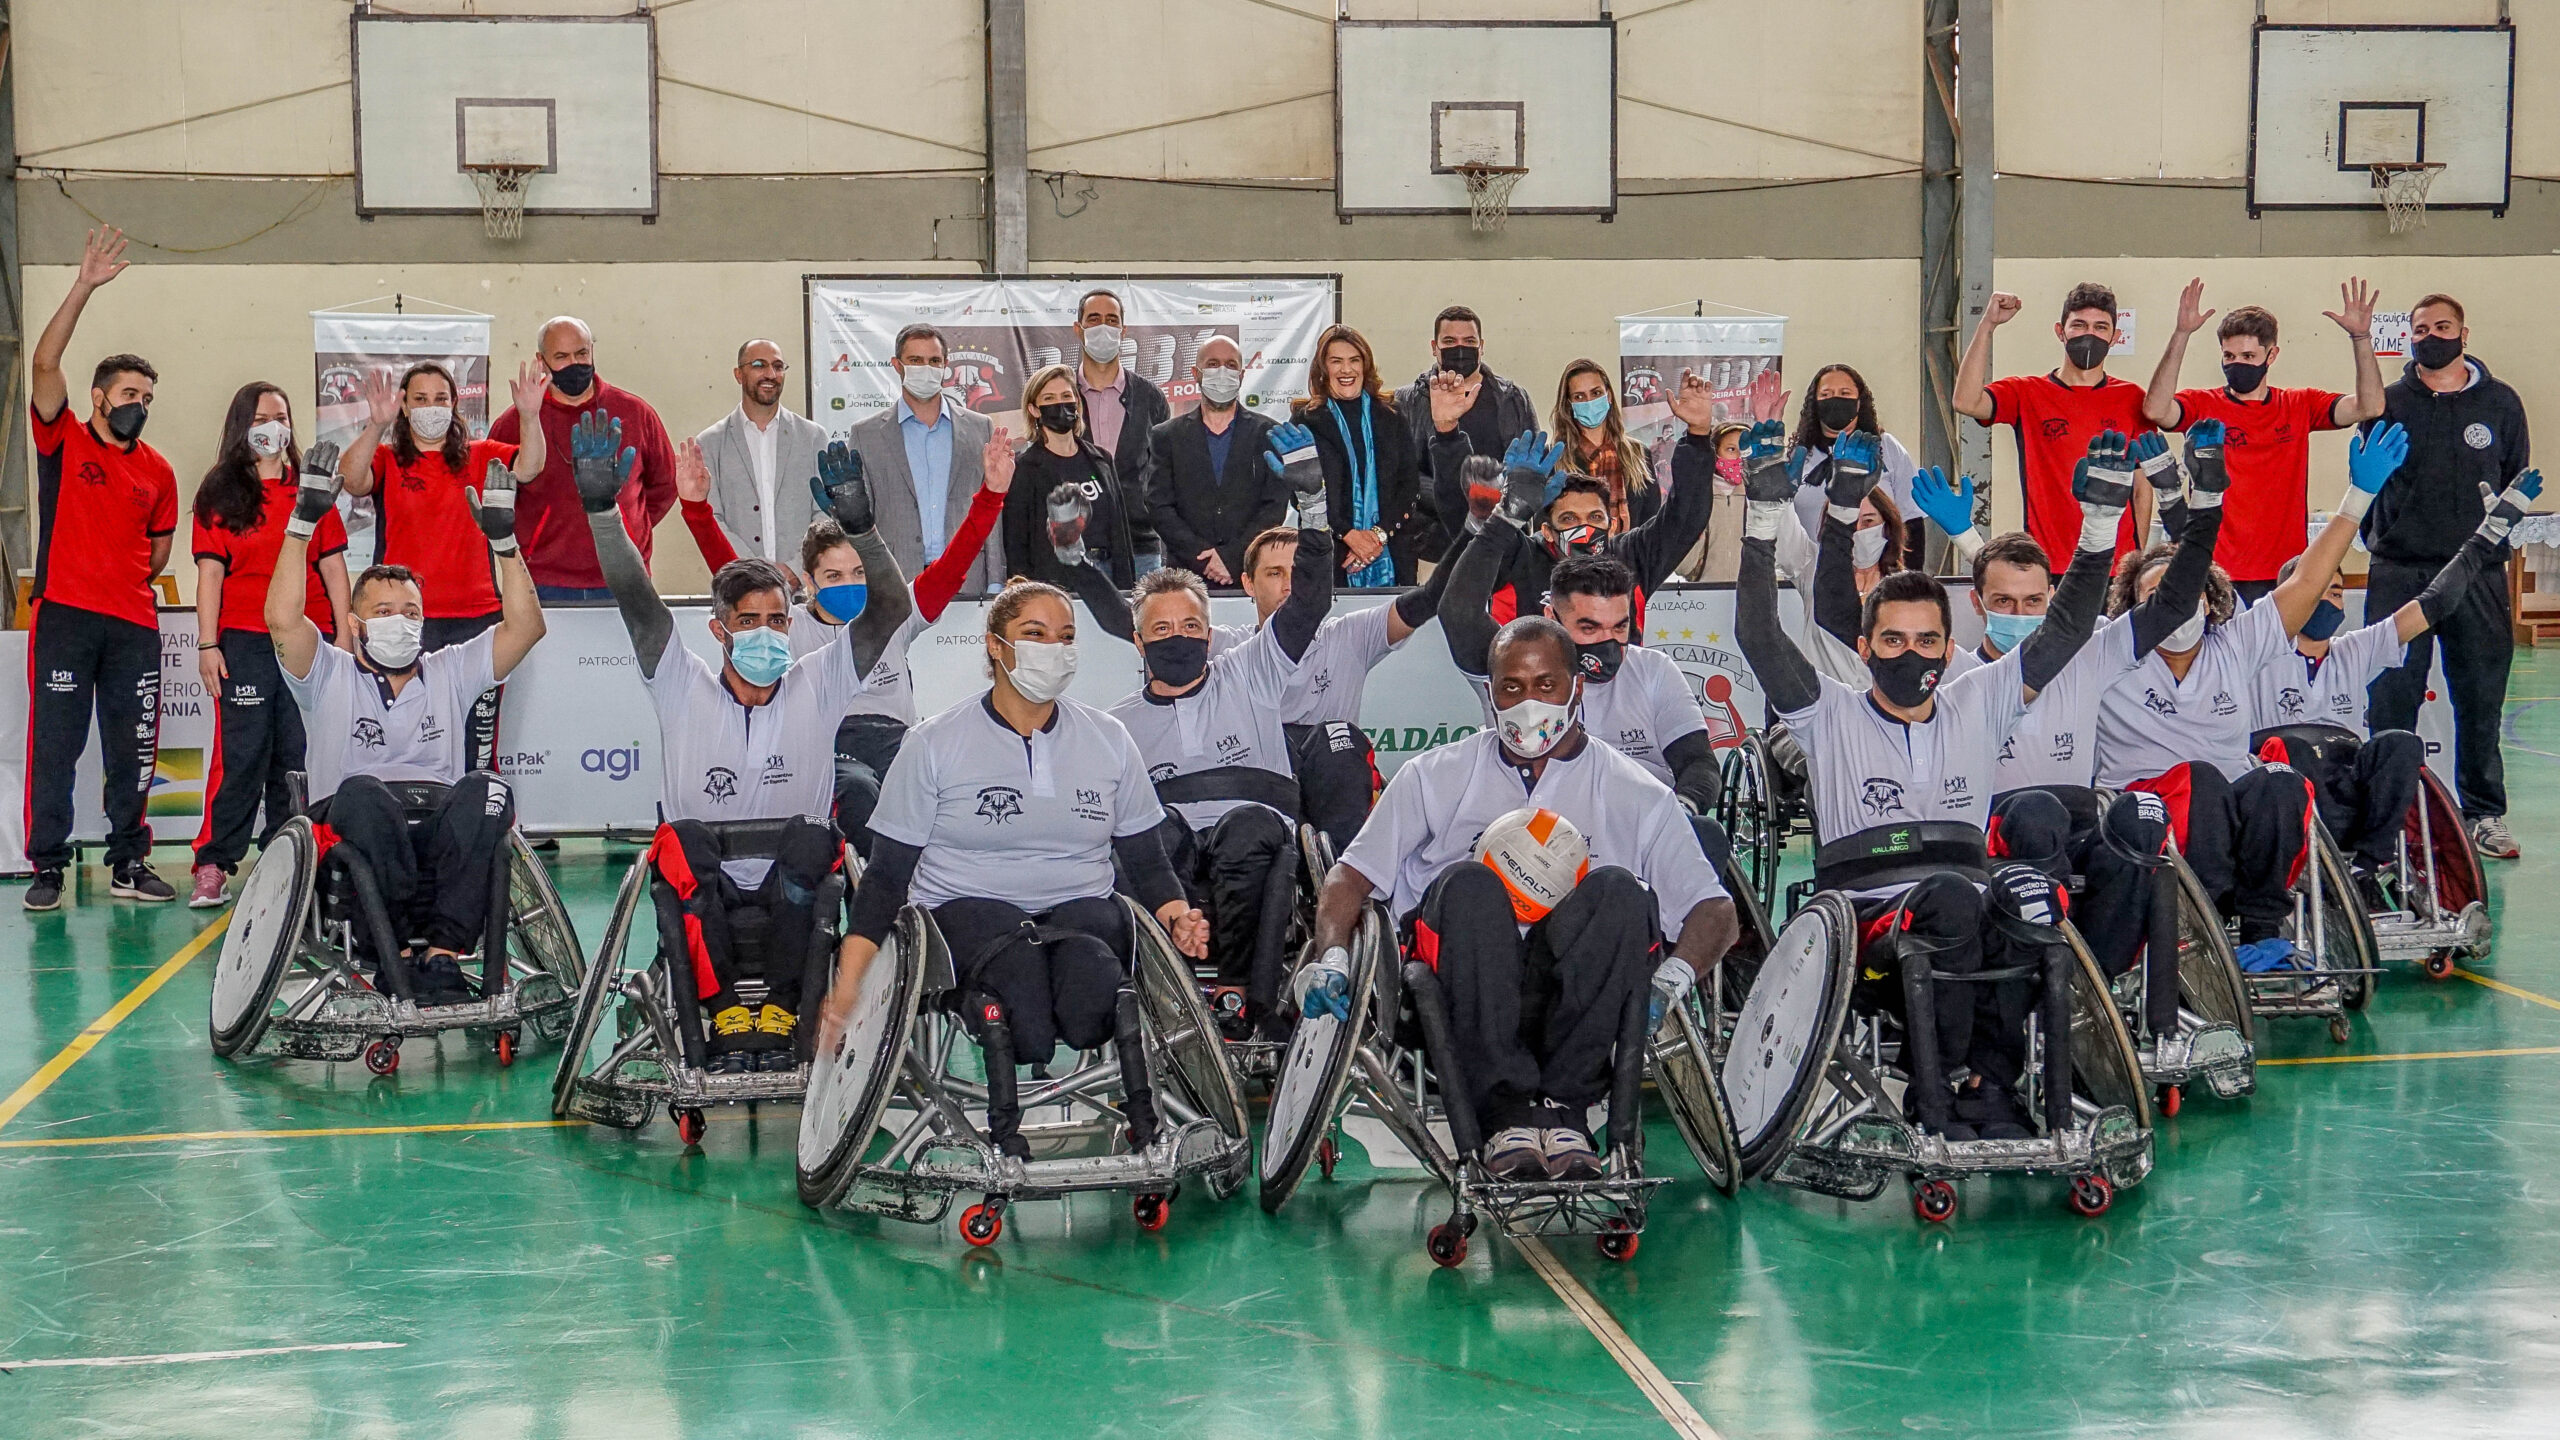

{"left": 1309, "top": 617, "right": 1738, "bottom": 1181}
{"left": 586, "top": 417, "right": 914, "bottom": 1070}
{"left": 269, "top": 441, "right": 547, "bottom": 1005}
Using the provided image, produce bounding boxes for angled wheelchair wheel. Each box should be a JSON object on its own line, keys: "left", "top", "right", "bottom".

{"left": 1128, "top": 898, "right": 1249, "bottom": 1145}
{"left": 2410, "top": 766, "right": 2488, "bottom": 950}
{"left": 550, "top": 858, "right": 651, "bottom": 1119}
{"left": 2063, "top": 923, "right": 2152, "bottom": 1130}
{"left": 1716, "top": 734, "right": 1783, "bottom": 919}
{"left": 1722, "top": 891, "right": 1857, "bottom": 1180}
{"left": 797, "top": 908, "right": 929, "bottom": 1209}
{"left": 1260, "top": 906, "right": 1383, "bottom": 1213}
{"left": 505, "top": 832, "right": 586, "bottom": 1032}
{"left": 2166, "top": 848, "right": 2254, "bottom": 1045}
{"left": 1651, "top": 990, "right": 1743, "bottom": 1196}
{"left": 210, "top": 818, "right": 317, "bottom": 1058}
{"left": 2307, "top": 824, "right": 2379, "bottom": 1013}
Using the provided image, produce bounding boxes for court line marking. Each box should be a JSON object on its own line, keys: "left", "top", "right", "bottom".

{"left": 1508, "top": 1233, "right": 1722, "bottom": 1440}
{"left": 0, "top": 1341, "right": 403, "bottom": 1371}
{"left": 0, "top": 913, "right": 229, "bottom": 1133}
{"left": 2452, "top": 967, "right": 2560, "bottom": 1014}
{"left": 0, "top": 1119, "right": 582, "bottom": 1151}
{"left": 2262, "top": 1045, "right": 2560, "bottom": 1067}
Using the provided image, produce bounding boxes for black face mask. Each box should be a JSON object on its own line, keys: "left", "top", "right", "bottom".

{"left": 2299, "top": 599, "right": 2345, "bottom": 642}
{"left": 1141, "top": 634, "right": 1210, "bottom": 688}
{"left": 1038, "top": 402, "right": 1081, "bottom": 435}
{"left": 2412, "top": 334, "right": 2465, "bottom": 371}
{"left": 1816, "top": 396, "right": 1860, "bottom": 432}
{"left": 1866, "top": 648, "right": 1946, "bottom": 708}
{"left": 2222, "top": 360, "right": 2270, "bottom": 395}
{"left": 2063, "top": 334, "right": 2110, "bottom": 371}
{"left": 103, "top": 401, "right": 148, "bottom": 443}
{"left": 1573, "top": 639, "right": 1626, "bottom": 684}
{"left": 1439, "top": 345, "right": 1480, "bottom": 378}
{"left": 550, "top": 362, "right": 596, "bottom": 397}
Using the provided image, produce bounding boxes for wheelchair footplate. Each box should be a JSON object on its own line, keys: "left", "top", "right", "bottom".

{"left": 2133, "top": 1018, "right": 2257, "bottom": 1099}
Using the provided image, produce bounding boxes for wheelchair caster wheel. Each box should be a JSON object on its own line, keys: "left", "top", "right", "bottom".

{"left": 959, "top": 1203, "right": 1003, "bottom": 1247}
{"left": 673, "top": 1108, "right": 707, "bottom": 1146}
{"left": 2328, "top": 1015, "right": 2353, "bottom": 1045}
{"left": 2068, "top": 1174, "right": 2115, "bottom": 1217}
{"left": 2157, "top": 1084, "right": 2181, "bottom": 1118}
{"left": 1133, "top": 1193, "right": 1171, "bottom": 1232}
{"left": 2425, "top": 952, "right": 2456, "bottom": 980}
{"left": 494, "top": 1031, "right": 517, "bottom": 1068}
{"left": 1912, "top": 1180, "right": 1957, "bottom": 1224}
{"left": 1426, "top": 1222, "right": 1469, "bottom": 1268}
{"left": 1316, "top": 1137, "right": 1339, "bottom": 1181}
{"left": 362, "top": 1038, "right": 401, "bottom": 1077}
{"left": 1596, "top": 1220, "right": 1639, "bottom": 1262}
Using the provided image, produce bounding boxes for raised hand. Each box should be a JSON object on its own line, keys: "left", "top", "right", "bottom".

{"left": 2174, "top": 276, "right": 2215, "bottom": 337}
{"left": 287, "top": 441, "right": 342, "bottom": 538}
{"left": 363, "top": 368, "right": 401, "bottom": 427}
{"left": 1669, "top": 368, "right": 1719, "bottom": 431}
{"left": 2347, "top": 420, "right": 2409, "bottom": 495}
{"left": 1747, "top": 367, "right": 1790, "bottom": 425}
{"left": 1046, "top": 483, "right": 1091, "bottom": 568}
{"left": 1908, "top": 466, "right": 1976, "bottom": 538}
{"left": 470, "top": 457, "right": 519, "bottom": 553}
{"left": 570, "top": 410, "right": 636, "bottom": 514}
{"left": 1498, "top": 429, "right": 1565, "bottom": 528}
{"left": 1263, "top": 421, "right": 1328, "bottom": 531}
{"left": 2072, "top": 429, "right": 2136, "bottom": 512}
{"left": 1981, "top": 291, "right": 2022, "bottom": 328}
{"left": 1427, "top": 369, "right": 1473, "bottom": 433}
{"left": 2129, "top": 429, "right": 2183, "bottom": 493}
{"left": 674, "top": 437, "right": 712, "bottom": 504}
{"left": 509, "top": 359, "right": 550, "bottom": 417}
{"left": 1825, "top": 430, "right": 1881, "bottom": 510}
{"left": 1741, "top": 420, "right": 1794, "bottom": 505}
{"left": 2478, "top": 469, "right": 2542, "bottom": 545}
{"left": 982, "top": 435, "right": 1017, "bottom": 495}
{"left": 811, "top": 439, "right": 875, "bottom": 535}
{"left": 2184, "top": 419, "right": 2229, "bottom": 505}
{"left": 2325, "top": 276, "right": 2379, "bottom": 338}
{"left": 1461, "top": 455, "right": 1504, "bottom": 533}
{"left": 75, "top": 226, "right": 129, "bottom": 290}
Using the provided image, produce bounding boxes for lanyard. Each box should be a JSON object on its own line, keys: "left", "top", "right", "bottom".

{"left": 1328, "top": 397, "right": 1394, "bottom": 587}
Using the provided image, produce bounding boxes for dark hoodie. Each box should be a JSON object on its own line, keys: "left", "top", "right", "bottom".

{"left": 2361, "top": 355, "right": 2530, "bottom": 565}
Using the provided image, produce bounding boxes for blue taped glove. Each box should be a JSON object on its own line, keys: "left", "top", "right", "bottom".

{"left": 2347, "top": 420, "right": 2409, "bottom": 494}
{"left": 1297, "top": 947, "right": 1353, "bottom": 1022}
{"left": 1503, "top": 429, "right": 1568, "bottom": 505}
{"left": 1908, "top": 466, "right": 1975, "bottom": 537}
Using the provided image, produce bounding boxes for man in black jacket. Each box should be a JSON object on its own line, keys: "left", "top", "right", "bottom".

{"left": 1392, "top": 305, "right": 1538, "bottom": 556}
{"left": 2358, "top": 292, "right": 2531, "bottom": 858}
{"left": 1073, "top": 288, "right": 1172, "bottom": 573}
{"left": 1148, "top": 336, "right": 1283, "bottom": 584}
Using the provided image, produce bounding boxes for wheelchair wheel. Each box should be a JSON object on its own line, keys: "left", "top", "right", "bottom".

{"left": 1650, "top": 991, "right": 1743, "bottom": 1195}
{"left": 2166, "top": 849, "right": 2254, "bottom": 1045}
{"left": 2307, "top": 825, "right": 2380, "bottom": 1014}
{"left": 797, "top": 907, "right": 929, "bottom": 1209}
{"left": 550, "top": 859, "right": 651, "bottom": 1119}
{"left": 1260, "top": 907, "right": 1383, "bottom": 1213}
{"left": 1716, "top": 735, "right": 1783, "bottom": 919}
{"left": 2410, "top": 766, "right": 2491, "bottom": 961}
{"left": 210, "top": 818, "right": 317, "bottom": 1058}
{"left": 504, "top": 832, "right": 586, "bottom": 1034}
{"left": 2063, "top": 924, "right": 2152, "bottom": 1130}
{"left": 1722, "top": 891, "right": 1857, "bottom": 1180}
{"left": 1128, "top": 899, "right": 1250, "bottom": 1149}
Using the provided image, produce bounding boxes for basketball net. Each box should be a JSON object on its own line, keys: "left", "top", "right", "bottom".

{"left": 465, "top": 163, "right": 539, "bottom": 241}
{"left": 1453, "top": 163, "right": 1528, "bottom": 234}
{"left": 2371, "top": 162, "right": 2443, "bottom": 235}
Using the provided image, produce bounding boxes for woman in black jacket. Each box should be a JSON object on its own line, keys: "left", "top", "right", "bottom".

{"left": 1002, "top": 363, "right": 1138, "bottom": 589}
{"left": 1293, "top": 324, "right": 1421, "bottom": 586}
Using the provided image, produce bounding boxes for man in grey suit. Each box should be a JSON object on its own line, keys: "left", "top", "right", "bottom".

{"left": 694, "top": 337, "right": 828, "bottom": 575}
{"left": 848, "top": 323, "right": 1002, "bottom": 594}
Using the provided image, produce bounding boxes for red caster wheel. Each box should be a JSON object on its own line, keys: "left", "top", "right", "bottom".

{"left": 1316, "top": 1136, "right": 1339, "bottom": 1181}
{"left": 1912, "top": 1180, "right": 1957, "bottom": 1224}
{"left": 494, "top": 1031, "right": 517, "bottom": 1068}
{"left": 1596, "top": 1220, "right": 1640, "bottom": 1262}
{"left": 959, "top": 1203, "right": 1004, "bottom": 1247}
{"left": 2425, "top": 953, "right": 2456, "bottom": 980}
{"left": 2328, "top": 1015, "right": 2353, "bottom": 1045}
{"left": 363, "top": 1038, "right": 402, "bottom": 1076}
{"left": 2157, "top": 1084, "right": 2182, "bottom": 1118}
{"left": 673, "top": 1108, "right": 707, "bottom": 1146}
{"left": 1133, "top": 1193, "right": 1171, "bottom": 1232}
{"left": 1426, "top": 1222, "right": 1469, "bottom": 1268}
{"left": 2068, "top": 1174, "right": 2115, "bottom": 1217}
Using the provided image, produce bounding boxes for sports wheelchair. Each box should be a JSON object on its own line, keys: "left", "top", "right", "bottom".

{"left": 793, "top": 897, "right": 1250, "bottom": 1244}
{"left": 1191, "top": 822, "right": 1336, "bottom": 1086}
{"left": 1717, "top": 726, "right": 1810, "bottom": 922}
{"left": 1256, "top": 899, "right": 1741, "bottom": 1266}
{"left": 208, "top": 779, "right": 584, "bottom": 1075}
{"left": 2225, "top": 820, "right": 2379, "bottom": 1046}
{"left": 550, "top": 817, "right": 852, "bottom": 1145}
{"left": 1725, "top": 886, "right": 2154, "bottom": 1224}
{"left": 2367, "top": 763, "right": 2493, "bottom": 980}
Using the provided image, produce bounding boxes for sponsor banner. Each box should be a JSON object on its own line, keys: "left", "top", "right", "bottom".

{"left": 804, "top": 276, "right": 1338, "bottom": 444}
{"left": 1617, "top": 306, "right": 1786, "bottom": 489}
{"left": 312, "top": 305, "right": 495, "bottom": 570}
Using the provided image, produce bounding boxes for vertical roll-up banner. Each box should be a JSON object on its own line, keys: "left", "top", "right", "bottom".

{"left": 311, "top": 302, "right": 495, "bottom": 570}
{"left": 1617, "top": 303, "right": 1786, "bottom": 487}
{"left": 804, "top": 276, "right": 1339, "bottom": 443}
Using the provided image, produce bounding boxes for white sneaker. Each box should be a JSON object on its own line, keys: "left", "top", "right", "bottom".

{"left": 1480, "top": 1126, "right": 1545, "bottom": 1179}
{"left": 2471, "top": 816, "right": 2520, "bottom": 859}
{"left": 1539, "top": 1128, "right": 1604, "bottom": 1181}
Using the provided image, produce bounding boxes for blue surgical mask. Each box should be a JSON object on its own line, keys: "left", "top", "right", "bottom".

{"left": 727, "top": 626, "right": 792, "bottom": 686}
{"left": 1981, "top": 610, "right": 2044, "bottom": 654}
{"left": 2299, "top": 599, "right": 2345, "bottom": 642}
{"left": 815, "top": 584, "right": 867, "bottom": 625}
{"left": 1570, "top": 396, "right": 1612, "bottom": 428}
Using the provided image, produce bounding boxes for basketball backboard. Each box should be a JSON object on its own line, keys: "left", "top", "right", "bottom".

{"left": 1336, "top": 20, "right": 1616, "bottom": 219}
{"left": 2248, "top": 22, "right": 2514, "bottom": 215}
{"left": 352, "top": 12, "right": 658, "bottom": 219}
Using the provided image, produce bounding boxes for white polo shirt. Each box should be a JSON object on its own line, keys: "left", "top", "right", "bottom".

{"left": 1109, "top": 622, "right": 1302, "bottom": 831}
{"left": 2095, "top": 599, "right": 2294, "bottom": 787}
{"left": 642, "top": 625, "right": 873, "bottom": 823}
{"left": 789, "top": 605, "right": 926, "bottom": 728}
{"left": 1775, "top": 648, "right": 2027, "bottom": 845}
{"left": 2246, "top": 619, "right": 2407, "bottom": 735}
{"left": 1341, "top": 729, "right": 1725, "bottom": 935}
{"left": 1993, "top": 617, "right": 2141, "bottom": 793}
{"left": 283, "top": 630, "right": 496, "bottom": 802}
{"left": 870, "top": 692, "right": 1166, "bottom": 914}
{"left": 1213, "top": 601, "right": 1407, "bottom": 730}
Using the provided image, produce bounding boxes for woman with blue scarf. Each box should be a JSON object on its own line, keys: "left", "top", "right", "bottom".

{"left": 1294, "top": 325, "right": 1420, "bottom": 586}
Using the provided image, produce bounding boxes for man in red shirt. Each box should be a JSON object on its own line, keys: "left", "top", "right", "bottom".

{"left": 20, "top": 227, "right": 180, "bottom": 910}
{"left": 487, "top": 317, "right": 677, "bottom": 600}
{"left": 2142, "top": 277, "right": 2387, "bottom": 600}
{"left": 1953, "top": 283, "right": 2157, "bottom": 569}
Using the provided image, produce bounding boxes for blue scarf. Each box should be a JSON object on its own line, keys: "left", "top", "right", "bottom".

{"left": 1328, "top": 396, "right": 1394, "bottom": 588}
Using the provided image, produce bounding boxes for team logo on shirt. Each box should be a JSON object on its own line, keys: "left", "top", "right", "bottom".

{"left": 2049, "top": 730, "right": 2075, "bottom": 762}
{"left": 703, "top": 766, "right": 740, "bottom": 801}
{"left": 1215, "top": 734, "right": 1250, "bottom": 764}
{"left": 1859, "top": 778, "right": 1907, "bottom": 818}
{"left": 760, "top": 753, "right": 793, "bottom": 786}
{"left": 1307, "top": 669, "right": 1333, "bottom": 698}
{"left": 1150, "top": 763, "right": 1179, "bottom": 783}
{"left": 976, "top": 786, "right": 1025, "bottom": 824}
{"left": 2142, "top": 689, "right": 2177, "bottom": 717}
{"left": 1941, "top": 775, "right": 1972, "bottom": 806}
{"left": 2209, "top": 690, "right": 2237, "bottom": 717}
{"left": 77, "top": 460, "right": 107, "bottom": 486}
{"left": 2466, "top": 423, "right": 2495, "bottom": 450}
{"left": 1073, "top": 787, "right": 1107, "bottom": 821}
{"left": 1618, "top": 727, "right": 1651, "bottom": 754}
{"left": 2277, "top": 687, "right": 2306, "bottom": 721}
{"left": 353, "top": 718, "right": 386, "bottom": 749}
{"left": 2040, "top": 418, "right": 2069, "bottom": 439}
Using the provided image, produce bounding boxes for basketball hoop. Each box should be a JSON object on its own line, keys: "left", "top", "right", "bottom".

{"left": 2370, "top": 162, "right": 2444, "bottom": 235}
{"left": 1453, "top": 163, "right": 1528, "bottom": 234}
{"left": 465, "top": 162, "right": 539, "bottom": 240}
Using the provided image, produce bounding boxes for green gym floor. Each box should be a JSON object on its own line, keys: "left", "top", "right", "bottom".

{"left": 12, "top": 659, "right": 2560, "bottom": 1439}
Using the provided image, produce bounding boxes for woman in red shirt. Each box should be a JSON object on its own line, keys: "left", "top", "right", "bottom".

{"left": 189, "top": 382, "right": 352, "bottom": 906}
{"left": 337, "top": 359, "right": 547, "bottom": 768}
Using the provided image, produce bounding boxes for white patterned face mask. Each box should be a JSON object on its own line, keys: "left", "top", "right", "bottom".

{"left": 1496, "top": 689, "right": 1579, "bottom": 759}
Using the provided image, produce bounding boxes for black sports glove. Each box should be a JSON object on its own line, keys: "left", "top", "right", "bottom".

{"left": 810, "top": 440, "right": 876, "bottom": 536}
{"left": 1824, "top": 430, "right": 1880, "bottom": 510}
{"left": 471, "top": 457, "right": 519, "bottom": 553}
{"left": 2071, "top": 428, "right": 2136, "bottom": 513}
{"left": 570, "top": 411, "right": 636, "bottom": 515}
{"left": 287, "top": 441, "right": 341, "bottom": 538}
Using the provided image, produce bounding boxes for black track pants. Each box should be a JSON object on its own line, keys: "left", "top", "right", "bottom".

{"left": 931, "top": 894, "right": 1132, "bottom": 1064}
{"left": 2131, "top": 761, "right": 2311, "bottom": 942}
{"left": 830, "top": 713, "right": 909, "bottom": 859}
{"left": 648, "top": 815, "right": 840, "bottom": 1034}
{"left": 2366, "top": 557, "right": 2508, "bottom": 818}
{"left": 316, "top": 771, "right": 514, "bottom": 954}
{"left": 1992, "top": 786, "right": 2176, "bottom": 1032}
{"left": 2260, "top": 725, "right": 2424, "bottom": 871}
{"left": 1286, "top": 720, "right": 1379, "bottom": 856}
{"left": 25, "top": 600, "right": 161, "bottom": 870}
{"left": 194, "top": 631, "right": 306, "bottom": 874}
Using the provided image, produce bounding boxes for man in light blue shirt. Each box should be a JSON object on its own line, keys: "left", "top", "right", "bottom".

{"left": 900, "top": 391, "right": 955, "bottom": 561}
{"left": 850, "top": 323, "right": 1002, "bottom": 592}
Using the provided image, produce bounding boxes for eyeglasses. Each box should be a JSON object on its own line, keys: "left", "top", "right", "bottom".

{"left": 743, "top": 359, "right": 791, "bottom": 373}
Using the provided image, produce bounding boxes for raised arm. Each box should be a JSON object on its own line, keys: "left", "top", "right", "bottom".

{"left": 2272, "top": 421, "right": 2407, "bottom": 634}
{"left": 1811, "top": 430, "right": 1878, "bottom": 651}
{"left": 810, "top": 442, "right": 916, "bottom": 677}
{"left": 469, "top": 457, "right": 547, "bottom": 680}
{"left": 913, "top": 438, "right": 1014, "bottom": 621}
{"left": 1439, "top": 476, "right": 1519, "bottom": 680}
{"left": 265, "top": 443, "right": 341, "bottom": 681}
{"left": 574, "top": 413, "right": 672, "bottom": 679}
{"left": 32, "top": 227, "right": 128, "bottom": 421}
{"left": 1950, "top": 290, "right": 2018, "bottom": 425}
{"left": 505, "top": 361, "right": 550, "bottom": 481}
{"left": 1040, "top": 481, "right": 1136, "bottom": 643}
{"left": 1622, "top": 373, "right": 1724, "bottom": 586}
{"left": 2324, "top": 278, "right": 2385, "bottom": 427}
{"left": 338, "top": 369, "right": 399, "bottom": 497}
{"left": 2128, "top": 425, "right": 2226, "bottom": 655}
{"left": 1261, "top": 423, "right": 1337, "bottom": 662}
{"left": 2012, "top": 430, "right": 2135, "bottom": 697}
{"left": 2144, "top": 278, "right": 2212, "bottom": 431}
{"left": 2396, "top": 470, "right": 2543, "bottom": 642}
{"left": 1386, "top": 530, "right": 1457, "bottom": 644}
{"left": 1734, "top": 421, "right": 1822, "bottom": 716}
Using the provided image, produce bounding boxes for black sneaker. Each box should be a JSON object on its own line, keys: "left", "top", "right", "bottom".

{"left": 412, "top": 956, "right": 475, "bottom": 1006}
{"left": 1955, "top": 1077, "right": 2034, "bottom": 1141}
{"left": 753, "top": 1048, "right": 797, "bottom": 1073}
{"left": 110, "top": 863, "right": 176, "bottom": 903}
{"left": 708, "top": 1051, "right": 754, "bottom": 1076}
{"left": 2352, "top": 864, "right": 2395, "bottom": 914}
{"left": 23, "top": 870, "right": 63, "bottom": 912}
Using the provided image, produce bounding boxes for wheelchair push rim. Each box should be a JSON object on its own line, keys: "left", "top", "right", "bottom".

{"left": 1259, "top": 905, "right": 1384, "bottom": 1213}
{"left": 2167, "top": 846, "right": 2254, "bottom": 1045}
{"left": 1716, "top": 734, "right": 1783, "bottom": 919}
{"left": 1651, "top": 987, "right": 1744, "bottom": 1195}
{"left": 797, "top": 907, "right": 930, "bottom": 1209}
{"left": 550, "top": 856, "right": 651, "bottom": 1118}
{"left": 2064, "top": 923, "right": 2153, "bottom": 1130}
{"left": 1722, "top": 891, "right": 1858, "bottom": 1180}
{"left": 504, "top": 830, "right": 587, "bottom": 1027}
{"left": 2308, "top": 824, "right": 2380, "bottom": 1014}
{"left": 1129, "top": 897, "right": 1250, "bottom": 1146}
{"left": 209, "top": 816, "right": 318, "bottom": 1057}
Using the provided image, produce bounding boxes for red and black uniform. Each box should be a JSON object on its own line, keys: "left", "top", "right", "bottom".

{"left": 368, "top": 436, "right": 519, "bottom": 768}
{"left": 190, "top": 478, "right": 346, "bottom": 875}
{"left": 24, "top": 403, "right": 179, "bottom": 872}
{"left": 1980, "top": 372, "right": 2153, "bottom": 569}
{"left": 2161, "top": 384, "right": 2344, "bottom": 592}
